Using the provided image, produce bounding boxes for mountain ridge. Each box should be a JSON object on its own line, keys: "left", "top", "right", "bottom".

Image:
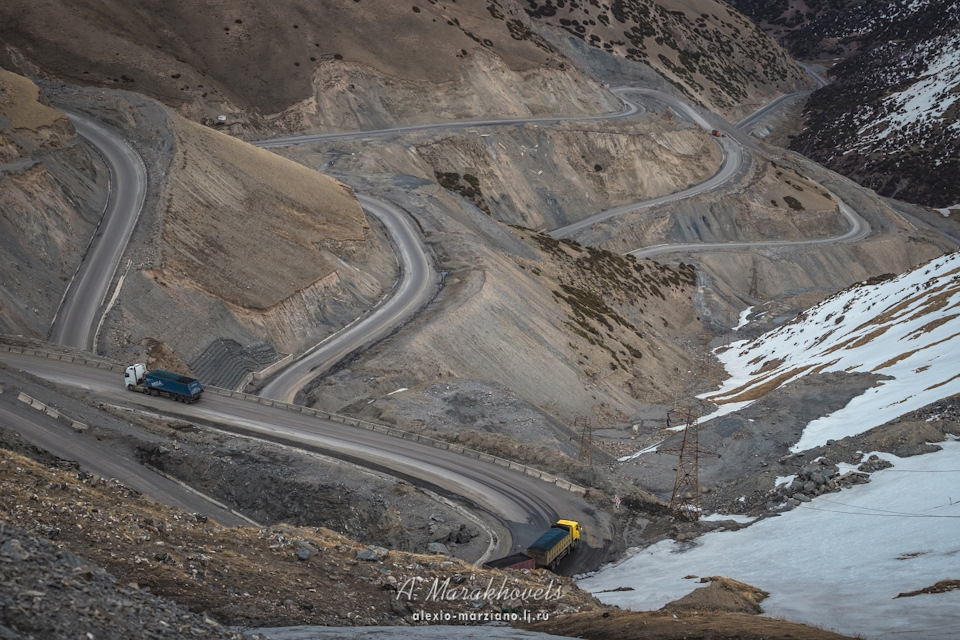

{"left": 728, "top": 0, "right": 960, "bottom": 207}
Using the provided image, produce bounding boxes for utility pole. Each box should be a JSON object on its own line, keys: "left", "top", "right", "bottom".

{"left": 659, "top": 407, "right": 720, "bottom": 521}
{"left": 576, "top": 416, "right": 593, "bottom": 466}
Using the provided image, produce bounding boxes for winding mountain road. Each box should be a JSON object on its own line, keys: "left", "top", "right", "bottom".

{"left": 0, "top": 346, "right": 612, "bottom": 572}
{"left": 254, "top": 91, "right": 643, "bottom": 149}
{"left": 18, "top": 79, "right": 875, "bottom": 572}
{"left": 49, "top": 112, "right": 147, "bottom": 351}
{"left": 258, "top": 195, "right": 438, "bottom": 403}
{"left": 630, "top": 200, "right": 869, "bottom": 259}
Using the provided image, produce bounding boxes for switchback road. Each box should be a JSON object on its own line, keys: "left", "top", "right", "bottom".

{"left": 49, "top": 112, "right": 146, "bottom": 351}
{"left": 28, "top": 80, "right": 874, "bottom": 573}
{"left": 0, "top": 346, "right": 614, "bottom": 572}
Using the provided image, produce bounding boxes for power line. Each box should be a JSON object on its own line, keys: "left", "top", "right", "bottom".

{"left": 658, "top": 407, "right": 721, "bottom": 521}
{"left": 813, "top": 496, "right": 960, "bottom": 517}
{"left": 795, "top": 504, "right": 960, "bottom": 518}
{"left": 850, "top": 468, "right": 960, "bottom": 473}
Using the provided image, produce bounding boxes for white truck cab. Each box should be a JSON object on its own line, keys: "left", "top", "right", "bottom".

{"left": 124, "top": 363, "right": 146, "bottom": 390}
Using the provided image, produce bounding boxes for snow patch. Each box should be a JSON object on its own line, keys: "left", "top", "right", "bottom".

{"left": 775, "top": 475, "right": 796, "bottom": 488}
{"left": 698, "top": 251, "right": 960, "bottom": 451}
{"left": 580, "top": 440, "right": 960, "bottom": 639}
{"left": 699, "top": 513, "right": 756, "bottom": 523}
{"left": 618, "top": 441, "right": 662, "bottom": 462}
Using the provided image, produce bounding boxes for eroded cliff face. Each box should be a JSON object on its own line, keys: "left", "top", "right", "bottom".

{"left": 280, "top": 111, "right": 721, "bottom": 231}
{"left": 414, "top": 119, "right": 719, "bottom": 230}
{"left": 265, "top": 50, "right": 620, "bottom": 134}
{"left": 95, "top": 107, "right": 397, "bottom": 379}
{"left": 0, "top": 69, "right": 107, "bottom": 336}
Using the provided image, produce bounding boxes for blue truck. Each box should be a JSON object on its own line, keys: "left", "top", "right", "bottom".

{"left": 124, "top": 363, "right": 203, "bottom": 403}
{"left": 525, "top": 520, "right": 582, "bottom": 570}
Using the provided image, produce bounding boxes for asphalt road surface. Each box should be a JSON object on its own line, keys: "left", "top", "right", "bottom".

{"left": 258, "top": 195, "right": 439, "bottom": 403}
{"left": 0, "top": 391, "right": 251, "bottom": 527}
{"left": 629, "top": 200, "right": 870, "bottom": 260}
{"left": 0, "top": 348, "right": 614, "bottom": 574}
{"left": 49, "top": 112, "right": 146, "bottom": 351}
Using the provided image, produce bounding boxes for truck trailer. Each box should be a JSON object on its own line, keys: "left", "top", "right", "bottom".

{"left": 525, "top": 520, "right": 582, "bottom": 570}
{"left": 482, "top": 552, "right": 537, "bottom": 571}
{"left": 124, "top": 364, "right": 203, "bottom": 403}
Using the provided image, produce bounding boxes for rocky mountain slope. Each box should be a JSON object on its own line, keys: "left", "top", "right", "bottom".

{"left": 0, "top": 429, "right": 856, "bottom": 639}
{"left": 522, "top": 0, "right": 812, "bottom": 118}
{"left": 0, "top": 442, "right": 600, "bottom": 629}
{"left": 0, "top": 0, "right": 808, "bottom": 133}
{"left": 580, "top": 251, "right": 960, "bottom": 639}
{"left": 0, "top": 69, "right": 106, "bottom": 337}
{"left": 2, "top": 3, "right": 960, "bottom": 638}
{"left": 729, "top": 0, "right": 960, "bottom": 207}
{"left": 91, "top": 92, "right": 398, "bottom": 377}
{"left": 1, "top": 0, "right": 955, "bottom": 426}
{"left": 0, "top": 0, "right": 617, "bottom": 133}
{"left": 0, "top": 67, "right": 721, "bottom": 426}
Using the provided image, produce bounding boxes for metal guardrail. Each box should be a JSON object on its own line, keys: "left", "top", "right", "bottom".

{"left": 0, "top": 342, "right": 587, "bottom": 495}
{"left": 16, "top": 391, "right": 89, "bottom": 432}
{"left": 204, "top": 385, "right": 587, "bottom": 495}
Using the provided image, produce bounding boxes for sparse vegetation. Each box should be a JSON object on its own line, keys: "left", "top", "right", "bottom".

{"left": 783, "top": 195, "right": 804, "bottom": 210}
{"left": 522, "top": 230, "right": 696, "bottom": 374}
{"left": 434, "top": 171, "right": 490, "bottom": 215}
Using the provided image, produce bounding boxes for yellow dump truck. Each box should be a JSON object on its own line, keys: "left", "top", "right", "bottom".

{"left": 525, "top": 519, "right": 582, "bottom": 570}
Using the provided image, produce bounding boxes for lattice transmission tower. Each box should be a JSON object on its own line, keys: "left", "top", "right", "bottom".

{"left": 575, "top": 416, "right": 593, "bottom": 466}
{"left": 659, "top": 407, "right": 720, "bottom": 521}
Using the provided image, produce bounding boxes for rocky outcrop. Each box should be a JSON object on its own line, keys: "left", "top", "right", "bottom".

{"left": 523, "top": 0, "right": 813, "bottom": 119}
{"left": 0, "top": 521, "right": 246, "bottom": 640}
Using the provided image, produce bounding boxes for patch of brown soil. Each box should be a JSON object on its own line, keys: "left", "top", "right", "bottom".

{"left": 855, "top": 418, "right": 946, "bottom": 458}
{"left": 708, "top": 364, "right": 815, "bottom": 404}
{"left": 137, "top": 336, "right": 191, "bottom": 374}
{"left": 762, "top": 162, "right": 837, "bottom": 213}
{"left": 0, "top": 68, "right": 76, "bottom": 168}
{"left": 895, "top": 579, "right": 960, "bottom": 598}
{"left": 0, "top": 68, "right": 69, "bottom": 133}
{"left": 0, "top": 447, "right": 604, "bottom": 627}
{"left": 662, "top": 576, "right": 769, "bottom": 615}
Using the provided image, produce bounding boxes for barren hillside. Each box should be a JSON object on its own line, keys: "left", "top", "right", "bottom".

{"left": 0, "top": 69, "right": 106, "bottom": 337}
{"left": 0, "top": 410, "right": 855, "bottom": 638}
{"left": 0, "top": 0, "right": 810, "bottom": 134}
{"left": 522, "top": 0, "right": 813, "bottom": 119}
{"left": 0, "top": 0, "right": 618, "bottom": 133}
{"left": 93, "top": 97, "right": 398, "bottom": 377}
{"left": 3, "top": 1, "right": 960, "bottom": 637}
{"left": 730, "top": 0, "right": 960, "bottom": 207}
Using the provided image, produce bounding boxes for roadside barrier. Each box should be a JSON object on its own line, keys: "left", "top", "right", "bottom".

{"left": 1, "top": 341, "right": 587, "bottom": 495}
